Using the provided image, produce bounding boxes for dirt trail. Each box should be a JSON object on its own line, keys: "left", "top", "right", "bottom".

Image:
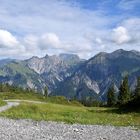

{"left": 0, "top": 102, "right": 19, "bottom": 112}
{"left": 0, "top": 99, "right": 47, "bottom": 113}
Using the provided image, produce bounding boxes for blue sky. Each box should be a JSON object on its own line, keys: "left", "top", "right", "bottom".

{"left": 0, "top": 0, "right": 140, "bottom": 59}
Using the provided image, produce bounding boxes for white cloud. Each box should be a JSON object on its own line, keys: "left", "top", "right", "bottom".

{"left": 22, "top": 32, "right": 94, "bottom": 58}
{"left": 112, "top": 26, "right": 131, "bottom": 44}
{"left": 95, "top": 38, "right": 102, "bottom": 44}
{"left": 23, "top": 34, "right": 40, "bottom": 54}
{"left": 121, "top": 18, "right": 140, "bottom": 43}
{"left": 40, "top": 33, "right": 61, "bottom": 49}
{"left": 0, "top": 1, "right": 139, "bottom": 59}
{"left": 24, "top": 35, "right": 39, "bottom": 47}
{"left": 0, "top": 29, "right": 19, "bottom": 48}
{"left": 0, "top": 29, "right": 27, "bottom": 59}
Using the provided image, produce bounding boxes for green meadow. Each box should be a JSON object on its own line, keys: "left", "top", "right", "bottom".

{"left": 0, "top": 101, "right": 139, "bottom": 127}
{"left": 0, "top": 91, "right": 139, "bottom": 127}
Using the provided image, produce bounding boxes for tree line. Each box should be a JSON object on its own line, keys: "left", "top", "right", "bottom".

{"left": 0, "top": 76, "right": 139, "bottom": 109}
{"left": 0, "top": 83, "right": 39, "bottom": 94}
{"left": 0, "top": 83, "right": 49, "bottom": 97}
{"left": 107, "top": 76, "right": 140, "bottom": 109}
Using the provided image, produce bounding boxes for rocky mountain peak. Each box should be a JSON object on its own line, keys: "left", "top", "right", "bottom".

{"left": 29, "top": 56, "right": 40, "bottom": 60}
{"left": 110, "top": 49, "right": 140, "bottom": 60}
{"left": 112, "top": 49, "right": 125, "bottom": 54}
{"left": 131, "top": 50, "right": 140, "bottom": 56}
{"left": 44, "top": 54, "right": 49, "bottom": 58}
{"left": 59, "top": 53, "right": 81, "bottom": 65}
{"left": 88, "top": 52, "right": 108, "bottom": 64}
{"left": 59, "top": 53, "right": 79, "bottom": 60}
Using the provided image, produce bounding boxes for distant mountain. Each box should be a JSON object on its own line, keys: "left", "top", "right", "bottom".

{"left": 0, "top": 54, "right": 82, "bottom": 93}
{"left": 0, "top": 59, "right": 14, "bottom": 67}
{"left": 0, "top": 61, "right": 45, "bottom": 91}
{"left": 53, "top": 49, "right": 140, "bottom": 101}
{"left": 0, "top": 49, "right": 140, "bottom": 101}
{"left": 25, "top": 54, "right": 82, "bottom": 91}
{"left": 59, "top": 53, "right": 82, "bottom": 65}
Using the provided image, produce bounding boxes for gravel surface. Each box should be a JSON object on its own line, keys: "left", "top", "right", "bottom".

{"left": 0, "top": 118, "right": 139, "bottom": 140}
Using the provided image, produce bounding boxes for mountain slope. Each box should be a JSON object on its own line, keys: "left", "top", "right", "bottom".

{"left": 53, "top": 49, "right": 140, "bottom": 101}
{"left": 0, "top": 59, "right": 15, "bottom": 68}
{"left": 0, "top": 49, "right": 140, "bottom": 101}
{"left": 0, "top": 61, "right": 45, "bottom": 91}
{"left": 25, "top": 54, "right": 82, "bottom": 91}
{"left": 0, "top": 54, "right": 82, "bottom": 93}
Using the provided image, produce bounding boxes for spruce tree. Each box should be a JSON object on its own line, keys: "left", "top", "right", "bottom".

{"left": 107, "top": 84, "right": 116, "bottom": 107}
{"left": 134, "top": 77, "right": 140, "bottom": 98}
{"left": 0, "top": 84, "right": 3, "bottom": 92}
{"left": 118, "top": 76, "right": 130, "bottom": 105}
{"left": 44, "top": 86, "right": 48, "bottom": 97}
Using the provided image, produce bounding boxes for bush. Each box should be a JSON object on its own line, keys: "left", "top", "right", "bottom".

{"left": 120, "top": 96, "right": 140, "bottom": 112}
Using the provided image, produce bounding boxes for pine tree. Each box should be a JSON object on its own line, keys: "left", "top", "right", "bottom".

{"left": 118, "top": 76, "right": 130, "bottom": 105}
{"left": 44, "top": 86, "right": 48, "bottom": 97}
{"left": 107, "top": 84, "right": 116, "bottom": 106}
{"left": 134, "top": 77, "right": 140, "bottom": 98}
{"left": 0, "top": 84, "right": 3, "bottom": 92}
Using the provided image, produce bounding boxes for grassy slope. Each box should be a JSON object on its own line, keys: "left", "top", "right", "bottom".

{"left": 0, "top": 102, "right": 139, "bottom": 127}
{"left": 0, "top": 92, "right": 82, "bottom": 106}
{"left": 0, "top": 91, "right": 139, "bottom": 127}
{"left": 0, "top": 92, "right": 46, "bottom": 101}
{"left": 0, "top": 99, "right": 7, "bottom": 107}
{"left": 5, "top": 62, "right": 33, "bottom": 75}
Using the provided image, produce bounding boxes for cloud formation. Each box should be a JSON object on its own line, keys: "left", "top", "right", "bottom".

{"left": 0, "top": 0, "right": 139, "bottom": 59}
{"left": 112, "top": 26, "right": 131, "bottom": 44}
{"left": 40, "top": 33, "right": 61, "bottom": 50}
{"left": 0, "top": 29, "right": 26, "bottom": 59}
{"left": 0, "top": 29, "right": 19, "bottom": 48}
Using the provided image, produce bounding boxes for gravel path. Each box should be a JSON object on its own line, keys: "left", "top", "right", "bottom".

{"left": 4, "top": 99, "right": 47, "bottom": 104}
{"left": 0, "top": 100, "right": 46, "bottom": 113}
{"left": 0, "top": 118, "right": 139, "bottom": 140}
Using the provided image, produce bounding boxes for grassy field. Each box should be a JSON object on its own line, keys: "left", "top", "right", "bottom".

{"left": 0, "top": 102, "right": 139, "bottom": 127}
{"left": 0, "top": 91, "right": 139, "bottom": 127}
{"left": 0, "top": 92, "right": 45, "bottom": 101}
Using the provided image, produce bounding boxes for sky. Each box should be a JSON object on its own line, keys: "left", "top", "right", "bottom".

{"left": 0, "top": 0, "right": 140, "bottom": 59}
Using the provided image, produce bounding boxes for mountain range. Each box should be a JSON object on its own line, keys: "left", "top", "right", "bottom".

{"left": 0, "top": 49, "right": 140, "bottom": 101}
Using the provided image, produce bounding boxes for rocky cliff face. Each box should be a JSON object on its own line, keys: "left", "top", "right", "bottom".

{"left": 0, "top": 49, "right": 140, "bottom": 101}
{"left": 25, "top": 54, "right": 82, "bottom": 91}
{"left": 54, "top": 49, "right": 140, "bottom": 101}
